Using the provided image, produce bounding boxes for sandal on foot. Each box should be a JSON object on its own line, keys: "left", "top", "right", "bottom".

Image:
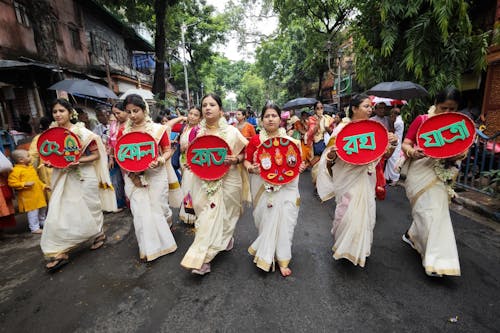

{"left": 90, "top": 234, "right": 106, "bottom": 250}
{"left": 46, "top": 256, "right": 69, "bottom": 273}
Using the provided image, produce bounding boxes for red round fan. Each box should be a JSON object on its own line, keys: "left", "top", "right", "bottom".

{"left": 187, "top": 135, "right": 232, "bottom": 180}
{"left": 417, "top": 113, "right": 475, "bottom": 159}
{"left": 37, "top": 127, "right": 82, "bottom": 168}
{"left": 335, "top": 120, "right": 389, "bottom": 165}
{"left": 256, "top": 137, "right": 302, "bottom": 185}
{"left": 115, "top": 132, "right": 158, "bottom": 172}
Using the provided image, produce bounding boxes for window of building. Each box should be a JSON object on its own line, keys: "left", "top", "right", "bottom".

{"left": 69, "top": 27, "right": 82, "bottom": 50}
{"left": 73, "top": 2, "right": 82, "bottom": 26}
{"left": 13, "top": 1, "right": 30, "bottom": 27}
{"left": 52, "top": 21, "right": 62, "bottom": 43}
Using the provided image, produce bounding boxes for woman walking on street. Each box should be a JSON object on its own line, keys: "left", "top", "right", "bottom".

{"left": 401, "top": 87, "right": 464, "bottom": 277}
{"left": 180, "top": 93, "right": 249, "bottom": 275}
{"left": 179, "top": 106, "right": 202, "bottom": 225}
{"left": 305, "top": 101, "right": 332, "bottom": 168}
{"left": 107, "top": 102, "right": 128, "bottom": 211}
{"left": 316, "top": 94, "right": 397, "bottom": 267}
{"left": 244, "top": 102, "right": 306, "bottom": 277}
{"left": 41, "top": 99, "right": 116, "bottom": 272}
{"left": 120, "top": 94, "right": 177, "bottom": 262}
{"left": 235, "top": 108, "right": 257, "bottom": 139}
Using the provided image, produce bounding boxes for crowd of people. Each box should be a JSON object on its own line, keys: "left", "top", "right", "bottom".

{"left": 0, "top": 87, "right": 467, "bottom": 278}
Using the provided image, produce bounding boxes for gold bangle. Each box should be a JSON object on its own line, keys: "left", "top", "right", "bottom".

{"left": 326, "top": 153, "right": 337, "bottom": 162}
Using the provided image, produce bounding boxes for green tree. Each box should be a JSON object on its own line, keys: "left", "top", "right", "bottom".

{"left": 270, "top": 0, "right": 354, "bottom": 99}
{"left": 96, "top": 0, "right": 177, "bottom": 99}
{"left": 238, "top": 71, "right": 266, "bottom": 110}
{"left": 165, "top": 1, "right": 230, "bottom": 102}
{"left": 352, "top": 0, "right": 488, "bottom": 97}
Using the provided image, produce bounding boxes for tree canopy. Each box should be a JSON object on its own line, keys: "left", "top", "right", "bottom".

{"left": 96, "top": 0, "right": 491, "bottom": 117}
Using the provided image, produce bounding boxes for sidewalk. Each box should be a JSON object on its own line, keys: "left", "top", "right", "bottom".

{"left": 453, "top": 189, "right": 500, "bottom": 222}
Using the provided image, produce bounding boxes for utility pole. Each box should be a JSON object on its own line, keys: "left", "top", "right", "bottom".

{"left": 337, "top": 48, "right": 344, "bottom": 113}
{"left": 181, "top": 24, "right": 190, "bottom": 109}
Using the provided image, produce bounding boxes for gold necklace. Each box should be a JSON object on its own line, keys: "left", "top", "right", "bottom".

{"left": 206, "top": 123, "right": 218, "bottom": 129}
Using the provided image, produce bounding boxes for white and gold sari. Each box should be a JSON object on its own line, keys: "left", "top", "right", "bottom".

{"left": 404, "top": 157, "right": 461, "bottom": 276}
{"left": 180, "top": 118, "right": 249, "bottom": 270}
{"left": 316, "top": 120, "right": 377, "bottom": 267}
{"left": 248, "top": 130, "right": 301, "bottom": 271}
{"left": 124, "top": 122, "right": 177, "bottom": 261}
{"left": 41, "top": 123, "right": 117, "bottom": 258}
{"left": 178, "top": 125, "right": 197, "bottom": 224}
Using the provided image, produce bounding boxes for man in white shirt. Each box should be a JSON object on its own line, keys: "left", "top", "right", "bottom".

{"left": 370, "top": 102, "right": 390, "bottom": 130}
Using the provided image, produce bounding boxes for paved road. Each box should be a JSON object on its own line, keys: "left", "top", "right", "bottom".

{"left": 0, "top": 172, "right": 499, "bottom": 332}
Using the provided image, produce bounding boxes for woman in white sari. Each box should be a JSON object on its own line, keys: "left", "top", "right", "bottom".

{"left": 180, "top": 93, "right": 249, "bottom": 275}
{"left": 41, "top": 99, "right": 117, "bottom": 272}
{"left": 244, "top": 103, "right": 306, "bottom": 277}
{"left": 121, "top": 94, "right": 177, "bottom": 262}
{"left": 401, "top": 87, "right": 464, "bottom": 277}
{"left": 316, "top": 94, "right": 397, "bottom": 267}
{"left": 178, "top": 107, "right": 202, "bottom": 225}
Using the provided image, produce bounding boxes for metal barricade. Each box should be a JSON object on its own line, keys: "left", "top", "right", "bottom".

{"left": 456, "top": 129, "right": 500, "bottom": 196}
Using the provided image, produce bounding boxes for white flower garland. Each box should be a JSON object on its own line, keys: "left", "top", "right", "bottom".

{"left": 198, "top": 116, "right": 230, "bottom": 196}
{"left": 434, "top": 159, "right": 460, "bottom": 198}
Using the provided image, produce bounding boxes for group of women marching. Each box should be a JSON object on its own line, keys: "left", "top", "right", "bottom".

{"left": 39, "top": 88, "right": 464, "bottom": 278}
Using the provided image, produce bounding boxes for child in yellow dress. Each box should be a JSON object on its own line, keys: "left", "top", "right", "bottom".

{"left": 8, "top": 149, "right": 49, "bottom": 234}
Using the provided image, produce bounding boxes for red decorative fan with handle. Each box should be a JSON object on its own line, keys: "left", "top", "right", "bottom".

{"left": 115, "top": 132, "right": 158, "bottom": 172}
{"left": 187, "top": 135, "right": 232, "bottom": 180}
{"left": 335, "top": 120, "right": 389, "bottom": 165}
{"left": 256, "top": 137, "right": 302, "bottom": 185}
{"left": 416, "top": 113, "right": 475, "bottom": 159}
{"left": 37, "top": 127, "right": 82, "bottom": 168}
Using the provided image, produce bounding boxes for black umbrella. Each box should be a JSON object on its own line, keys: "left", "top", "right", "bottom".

{"left": 48, "top": 79, "right": 118, "bottom": 99}
{"left": 283, "top": 97, "right": 318, "bottom": 110}
{"left": 366, "top": 81, "right": 428, "bottom": 100}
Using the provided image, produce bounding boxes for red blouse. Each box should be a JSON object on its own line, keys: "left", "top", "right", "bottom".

{"left": 405, "top": 114, "right": 428, "bottom": 143}
{"left": 245, "top": 134, "right": 261, "bottom": 163}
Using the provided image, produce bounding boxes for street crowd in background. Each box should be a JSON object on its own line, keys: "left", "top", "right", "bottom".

{"left": 0, "top": 88, "right": 468, "bottom": 279}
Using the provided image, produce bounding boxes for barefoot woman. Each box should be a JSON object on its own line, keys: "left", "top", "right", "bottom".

{"left": 244, "top": 102, "right": 306, "bottom": 277}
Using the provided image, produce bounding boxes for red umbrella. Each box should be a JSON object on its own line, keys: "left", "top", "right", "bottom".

{"left": 369, "top": 95, "right": 407, "bottom": 106}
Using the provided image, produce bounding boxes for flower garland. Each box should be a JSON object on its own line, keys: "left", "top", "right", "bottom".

{"left": 123, "top": 116, "right": 155, "bottom": 135}
{"left": 434, "top": 159, "right": 460, "bottom": 198}
{"left": 258, "top": 126, "right": 286, "bottom": 142}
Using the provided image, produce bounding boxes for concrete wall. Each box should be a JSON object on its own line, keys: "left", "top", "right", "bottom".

{"left": 0, "top": 0, "right": 37, "bottom": 58}
{"left": 0, "top": 0, "right": 88, "bottom": 68}
{"left": 52, "top": 0, "right": 89, "bottom": 68}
